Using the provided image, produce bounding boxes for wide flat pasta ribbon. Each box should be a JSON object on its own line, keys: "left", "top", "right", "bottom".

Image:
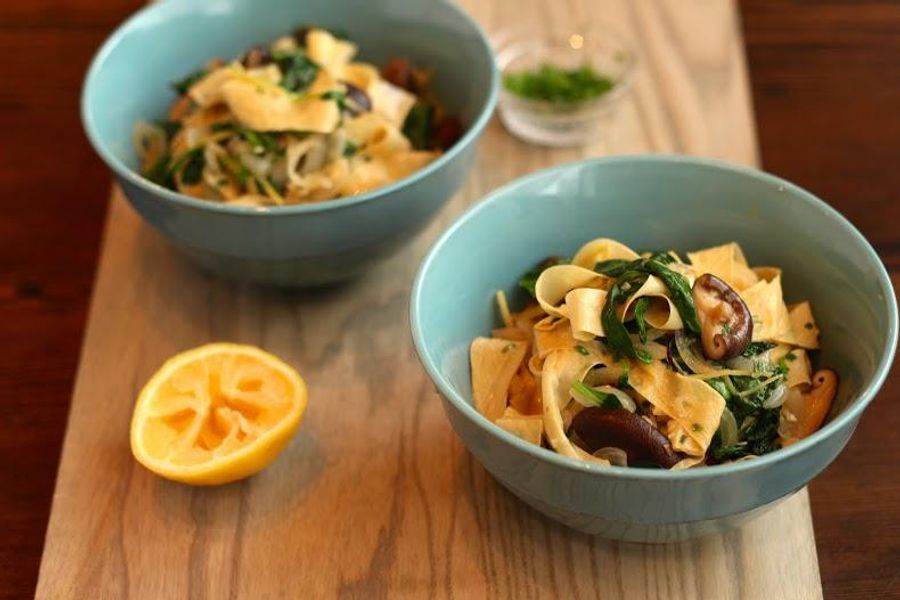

{"left": 740, "top": 274, "right": 792, "bottom": 341}
{"left": 628, "top": 361, "right": 724, "bottom": 457}
{"left": 535, "top": 265, "right": 609, "bottom": 318}
{"left": 571, "top": 238, "right": 640, "bottom": 269}
{"left": 470, "top": 338, "right": 527, "bottom": 422}
{"left": 774, "top": 301, "right": 820, "bottom": 349}
{"left": 495, "top": 407, "right": 543, "bottom": 446}
{"left": 540, "top": 344, "right": 613, "bottom": 460}
{"left": 620, "top": 275, "right": 684, "bottom": 330}
{"left": 688, "top": 242, "right": 759, "bottom": 292}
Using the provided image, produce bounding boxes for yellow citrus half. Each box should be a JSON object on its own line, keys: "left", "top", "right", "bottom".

{"left": 130, "top": 343, "right": 307, "bottom": 485}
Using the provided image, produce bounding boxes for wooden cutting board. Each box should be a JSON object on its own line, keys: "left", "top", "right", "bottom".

{"left": 36, "top": 1, "right": 823, "bottom": 598}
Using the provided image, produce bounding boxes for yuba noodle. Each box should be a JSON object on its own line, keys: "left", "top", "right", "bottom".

{"left": 134, "top": 27, "right": 462, "bottom": 207}
{"left": 469, "top": 239, "right": 838, "bottom": 469}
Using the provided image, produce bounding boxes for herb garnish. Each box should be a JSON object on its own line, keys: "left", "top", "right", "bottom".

{"left": 503, "top": 64, "right": 614, "bottom": 105}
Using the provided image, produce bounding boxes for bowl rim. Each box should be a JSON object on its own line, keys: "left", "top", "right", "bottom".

{"left": 80, "top": 0, "right": 499, "bottom": 218}
{"left": 410, "top": 153, "right": 899, "bottom": 481}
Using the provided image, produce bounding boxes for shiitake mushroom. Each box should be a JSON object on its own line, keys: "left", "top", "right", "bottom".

{"left": 241, "top": 46, "right": 272, "bottom": 69}
{"left": 691, "top": 273, "right": 753, "bottom": 360}
{"left": 571, "top": 408, "right": 682, "bottom": 468}
{"left": 342, "top": 82, "right": 372, "bottom": 116}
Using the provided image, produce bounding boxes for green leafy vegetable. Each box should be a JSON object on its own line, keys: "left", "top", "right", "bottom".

{"left": 633, "top": 297, "right": 651, "bottom": 343}
{"left": 217, "top": 153, "right": 250, "bottom": 186}
{"left": 617, "top": 360, "right": 631, "bottom": 388}
{"left": 593, "top": 259, "right": 631, "bottom": 277}
{"left": 709, "top": 440, "right": 748, "bottom": 462}
{"left": 602, "top": 270, "right": 652, "bottom": 363}
{"left": 593, "top": 254, "right": 700, "bottom": 336}
{"left": 168, "top": 147, "right": 206, "bottom": 185}
{"left": 571, "top": 381, "right": 621, "bottom": 409}
{"left": 172, "top": 69, "right": 205, "bottom": 96}
{"left": 343, "top": 141, "right": 359, "bottom": 157}
{"left": 706, "top": 377, "right": 732, "bottom": 401}
{"left": 155, "top": 120, "right": 182, "bottom": 140}
{"left": 321, "top": 89, "right": 347, "bottom": 110}
{"left": 742, "top": 341, "right": 776, "bottom": 357}
{"left": 708, "top": 367, "right": 786, "bottom": 461}
{"left": 402, "top": 102, "right": 433, "bottom": 150}
{"left": 180, "top": 150, "right": 205, "bottom": 185}
{"left": 643, "top": 258, "right": 700, "bottom": 335}
{"left": 503, "top": 64, "right": 614, "bottom": 104}
{"left": 272, "top": 49, "right": 319, "bottom": 93}
{"left": 144, "top": 152, "right": 173, "bottom": 187}
{"left": 212, "top": 123, "right": 283, "bottom": 156}
{"left": 241, "top": 128, "right": 282, "bottom": 155}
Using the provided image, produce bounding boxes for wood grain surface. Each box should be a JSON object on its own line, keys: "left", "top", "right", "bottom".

{"left": 33, "top": 1, "right": 825, "bottom": 598}
{"left": 2, "top": 0, "right": 898, "bottom": 599}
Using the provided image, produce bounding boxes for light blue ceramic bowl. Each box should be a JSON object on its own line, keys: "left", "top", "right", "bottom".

{"left": 82, "top": 0, "right": 497, "bottom": 287}
{"left": 411, "top": 155, "right": 897, "bottom": 542}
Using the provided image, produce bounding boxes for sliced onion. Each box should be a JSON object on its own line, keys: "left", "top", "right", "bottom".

{"left": 675, "top": 332, "right": 754, "bottom": 377}
{"left": 593, "top": 446, "right": 628, "bottom": 466}
{"left": 675, "top": 331, "right": 720, "bottom": 374}
{"left": 570, "top": 383, "right": 637, "bottom": 413}
{"left": 725, "top": 355, "right": 755, "bottom": 372}
{"left": 594, "top": 385, "right": 637, "bottom": 412}
{"left": 667, "top": 338, "right": 690, "bottom": 375}
{"left": 571, "top": 383, "right": 599, "bottom": 409}
{"left": 762, "top": 382, "right": 788, "bottom": 409}
{"left": 717, "top": 406, "right": 739, "bottom": 446}
{"left": 725, "top": 351, "right": 772, "bottom": 373}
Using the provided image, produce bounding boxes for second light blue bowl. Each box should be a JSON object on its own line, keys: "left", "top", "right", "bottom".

{"left": 82, "top": 0, "right": 498, "bottom": 286}
{"left": 411, "top": 155, "right": 897, "bottom": 541}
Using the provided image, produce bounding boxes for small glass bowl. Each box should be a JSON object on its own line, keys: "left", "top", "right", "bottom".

{"left": 495, "top": 24, "right": 637, "bottom": 147}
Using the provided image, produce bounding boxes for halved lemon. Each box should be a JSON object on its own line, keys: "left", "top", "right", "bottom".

{"left": 130, "top": 343, "right": 307, "bottom": 485}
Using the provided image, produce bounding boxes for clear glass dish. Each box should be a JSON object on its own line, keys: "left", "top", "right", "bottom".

{"left": 495, "top": 24, "right": 637, "bottom": 147}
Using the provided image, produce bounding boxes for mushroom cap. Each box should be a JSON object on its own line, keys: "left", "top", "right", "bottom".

{"left": 691, "top": 273, "right": 753, "bottom": 360}
{"left": 570, "top": 407, "right": 681, "bottom": 468}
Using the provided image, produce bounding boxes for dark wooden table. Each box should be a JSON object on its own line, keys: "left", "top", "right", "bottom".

{"left": 0, "top": 1, "right": 897, "bottom": 598}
